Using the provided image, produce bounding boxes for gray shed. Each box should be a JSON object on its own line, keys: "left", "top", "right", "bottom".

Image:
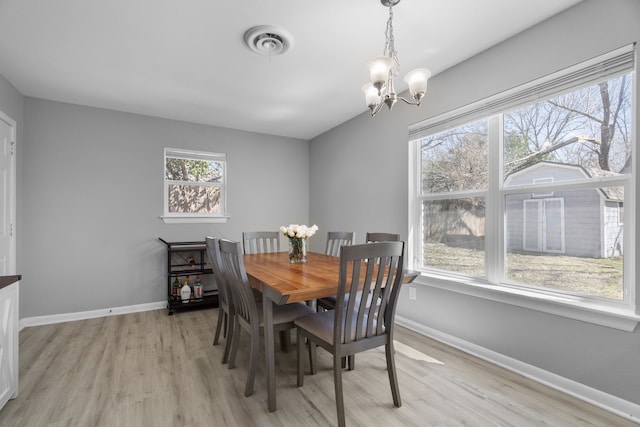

{"left": 504, "top": 162, "right": 623, "bottom": 258}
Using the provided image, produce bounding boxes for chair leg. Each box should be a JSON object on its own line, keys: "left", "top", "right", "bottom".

{"left": 245, "top": 330, "right": 259, "bottom": 397}
{"left": 297, "top": 329, "right": 305, "bottom": 387}
{"left": 222, "top": 313, "right": 234, "bottom": 364}
{"left": 385, "top": 342, "right": 402, "bottom": 407}
{"left": 279, "top": 330, "right": 291, "bottom": 353}
{"left": 333, "top": 353, "right": 346, "bottom": 427}
{"left": 223, "top": 312, "right": 228, "bottom": 338}
{"left": 340, "top": 355, "right": 355, "bottom": 370}
{"left": 228, "top": 318, "right": 241, "bottom": 369}
{"left": 213, "top": 308, "right": 225, "bottom": 345}
{"left": 309, "top": 339, "right": 317, "bottom": 375}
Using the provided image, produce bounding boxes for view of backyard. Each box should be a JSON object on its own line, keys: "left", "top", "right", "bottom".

{"left": 424, "top": 243, "right": 624, "bottom": 300}
{"left": 418, "top": 71, "right": 631, "bottom": 302}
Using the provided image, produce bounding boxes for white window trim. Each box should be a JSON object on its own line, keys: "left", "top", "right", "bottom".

{"left": 407, "top": 44, "right": 638, "bottom": 331}
{"left": 409, "top": 271, "right": 640, "bottom": 332}
{"left": 161, "top": 147, "right": 229, "bottom": 224}
{"left": 160, "top": 216, "right": 229, "bottom": 224}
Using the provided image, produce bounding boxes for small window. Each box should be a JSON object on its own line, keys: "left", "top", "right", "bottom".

{"left": 532, "top": 177, "right": 553, "bottom": 198}
{"left": 162, "top": 148, "right": 228, "bottom": 223}
{"left": 618, "top": 202, "right": 624, "bottom": 225}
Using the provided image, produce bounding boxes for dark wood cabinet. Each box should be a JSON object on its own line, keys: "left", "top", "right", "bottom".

{"left": 159, "top": 238, "right": 219, "bottom": 314}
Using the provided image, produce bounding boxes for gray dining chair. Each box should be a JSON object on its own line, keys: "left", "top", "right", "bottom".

{"left": 317, "top": 231, "right": 355, "bottom": 312}
{"left": 318, "top": 231, "right": 402, "bottom": 369}
{"left": 242, "top": 231, "right": 281, "bottom": 254}
{"left": 206, "top": 236, "right": 235, "bottom": 364}
{"left": 317, "top": 231, "right": 398, "bottom": 312}
{"left": 208, "top": 235, "right": 264, "bottom": 364}
{"left": 295, "top": 241, "right": 406, "bottom": 427}
{"left": 214, "top": 238, "right": 315, "bottom": 397}
{"left": 325, "top": 231, "right": 355, "bottom": 257}
{"left": 243, "top": 230, "right": 294, "bottom": 350}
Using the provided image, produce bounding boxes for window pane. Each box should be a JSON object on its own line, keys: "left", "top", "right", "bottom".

{"left": 168, "top": 184, "right": 221, "bottom": 214}
{"left": 505, "top": 187, "right": 623, "bottom": 300}
{"left": 421, "top": 119, "right": 488, "bottom": 193}
{"left": 422, "top": 198, "right": 485, "bottom": 277}
{"left": 165, "top": 157, "right": 224, "bottom": 183}
{"left": 504, "top": 74, "right": 632, "bottom": 182}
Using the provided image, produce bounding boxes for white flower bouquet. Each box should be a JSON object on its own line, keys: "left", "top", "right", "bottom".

{"left": 280, "top": 224, "right": 318, "bottom": 263}
{"left": 279, "top": 224, "right": 319, "bottom": 239}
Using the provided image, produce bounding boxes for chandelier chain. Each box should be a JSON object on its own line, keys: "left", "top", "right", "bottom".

{"left": 383, "top": 6, "right": 400, "bottom": 75}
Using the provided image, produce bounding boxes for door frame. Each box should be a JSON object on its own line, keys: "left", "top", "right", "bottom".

{"left": 0, "top": 110, "right": 16, "bottom": 275}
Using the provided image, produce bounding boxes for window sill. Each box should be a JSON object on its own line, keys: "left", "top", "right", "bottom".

{"left": 160, "top": 216, "right": 229, "bottom": 224}
{"left": 413, "top": 272, "right": 640, "bottom": 332}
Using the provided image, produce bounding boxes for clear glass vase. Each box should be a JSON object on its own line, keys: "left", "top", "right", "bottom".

{"left": 288, "top": 237, "right": 307, "bottom": 264}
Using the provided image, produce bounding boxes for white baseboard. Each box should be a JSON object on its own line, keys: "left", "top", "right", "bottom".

{"left": 395, "top": 315, "right": 640, "bottom": 423}
{"left": 19, "top": 301, "right": 167, "bottom": 330}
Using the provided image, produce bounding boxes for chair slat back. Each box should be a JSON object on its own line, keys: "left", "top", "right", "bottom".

{"left": 218, "top": 239, "right": 259, "bottom": 326}
{"left": 335, "top": 242, "right": 404, "bottom": 345}
{"left": 365, "top": 232, "right": 400, "bottom": 243}
{"left": 325, "top": 231, "right": 355, "bottom": 256}
{"left": 242, "top": 231, "right": 281, "bottom": 254}
{"left": 206, "top": 237, "right": 231, "bottom": 311}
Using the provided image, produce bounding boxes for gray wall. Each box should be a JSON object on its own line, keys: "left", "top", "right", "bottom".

{"left": 0, "top": 73, "right": 23, "bottom": 127}
{"left": 310, "top": 0, "right": 640, "bottom": 407}
{"left": 21, "top": 98, "right": 309, "bottom": 317}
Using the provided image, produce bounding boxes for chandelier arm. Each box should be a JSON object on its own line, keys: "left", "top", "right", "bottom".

{"left": 397, "top": 96, "right": 420, "bottom": 106}
{"left": 370, "top": 100, "right": 386, "bottom": 117}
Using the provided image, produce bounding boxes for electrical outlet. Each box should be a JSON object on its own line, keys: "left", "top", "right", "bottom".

{"left": 409, "top": 286, "right": 417, "bottom": 301}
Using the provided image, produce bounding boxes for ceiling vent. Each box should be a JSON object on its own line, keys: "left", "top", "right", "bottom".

{"left": 244, "top": 25, "right": 293, "bottom": 56}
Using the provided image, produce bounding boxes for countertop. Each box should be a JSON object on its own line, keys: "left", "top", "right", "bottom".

{"left": 0, "top": 275, "right": 21, "bottom": 290}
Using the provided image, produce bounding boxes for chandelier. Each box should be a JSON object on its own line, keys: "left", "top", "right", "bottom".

{"left": 362, "top": 0, "right": 431, "bottom": 116}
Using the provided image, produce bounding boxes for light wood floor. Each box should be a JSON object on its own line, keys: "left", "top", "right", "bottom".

{"left": 0, "top": 308, "right": 636, "bottom": 427}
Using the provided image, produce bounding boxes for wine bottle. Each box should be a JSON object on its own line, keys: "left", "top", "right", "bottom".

{"left": 194, "top": 275, "right": 203, "bottom": 301}
{"left": 172, "top": 275, "right": 181, "bottom": 298}
{"left": 181, "top": 279, "right": 191, "bottom": 303}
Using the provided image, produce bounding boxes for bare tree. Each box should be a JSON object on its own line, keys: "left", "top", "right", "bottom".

{"left": 421, "top": 121, "right": 488, "bottom": 193}
{"left": 505, "top": 74, "right": 632, "bottom": 175}
{"left": 166, "top": 158, "right": 222, "bottom": 213}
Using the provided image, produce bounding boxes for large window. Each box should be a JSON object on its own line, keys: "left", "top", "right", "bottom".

{"left": 163, "top": 148, "right": 227, "bottom": 223}
{"left": 409, "top": 46, "right": 635, "bottom": 318}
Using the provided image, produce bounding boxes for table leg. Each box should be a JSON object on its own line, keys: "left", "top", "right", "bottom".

{"left": 263, "top": 295, "right": 276, "bottom": 412}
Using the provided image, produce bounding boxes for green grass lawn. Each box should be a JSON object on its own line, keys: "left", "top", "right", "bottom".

{"left": 424, "top": 243, "right": 624, "bottom": 300}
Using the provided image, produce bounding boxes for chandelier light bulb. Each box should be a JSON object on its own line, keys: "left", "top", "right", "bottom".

{"left": 404, "top": 68, "right": 432, "bottom": 102}
{"left": 362, "top": 83, "right": 380, "bottom": 110}
{"left": 368, "top": 55, "right": 395, "bottom": 93}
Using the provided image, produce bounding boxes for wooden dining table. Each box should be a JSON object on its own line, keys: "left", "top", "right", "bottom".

{"left": 243, "top": 251, "right": 419, "bottom": 412}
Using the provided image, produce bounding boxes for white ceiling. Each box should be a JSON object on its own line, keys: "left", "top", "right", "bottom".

{"left": 0, "top": 0, "right": 582, "bottom": 140}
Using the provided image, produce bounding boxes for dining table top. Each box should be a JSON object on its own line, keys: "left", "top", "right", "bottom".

{"left": 244, "top": 252, "right": 342, "bottom": 304}
{"left": 244, "top": 251, "right": 419, "bottom": 305}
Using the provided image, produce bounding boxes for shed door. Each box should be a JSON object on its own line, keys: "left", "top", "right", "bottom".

{"left": 523, "top": 198, "right": 565, "bottom": 253}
